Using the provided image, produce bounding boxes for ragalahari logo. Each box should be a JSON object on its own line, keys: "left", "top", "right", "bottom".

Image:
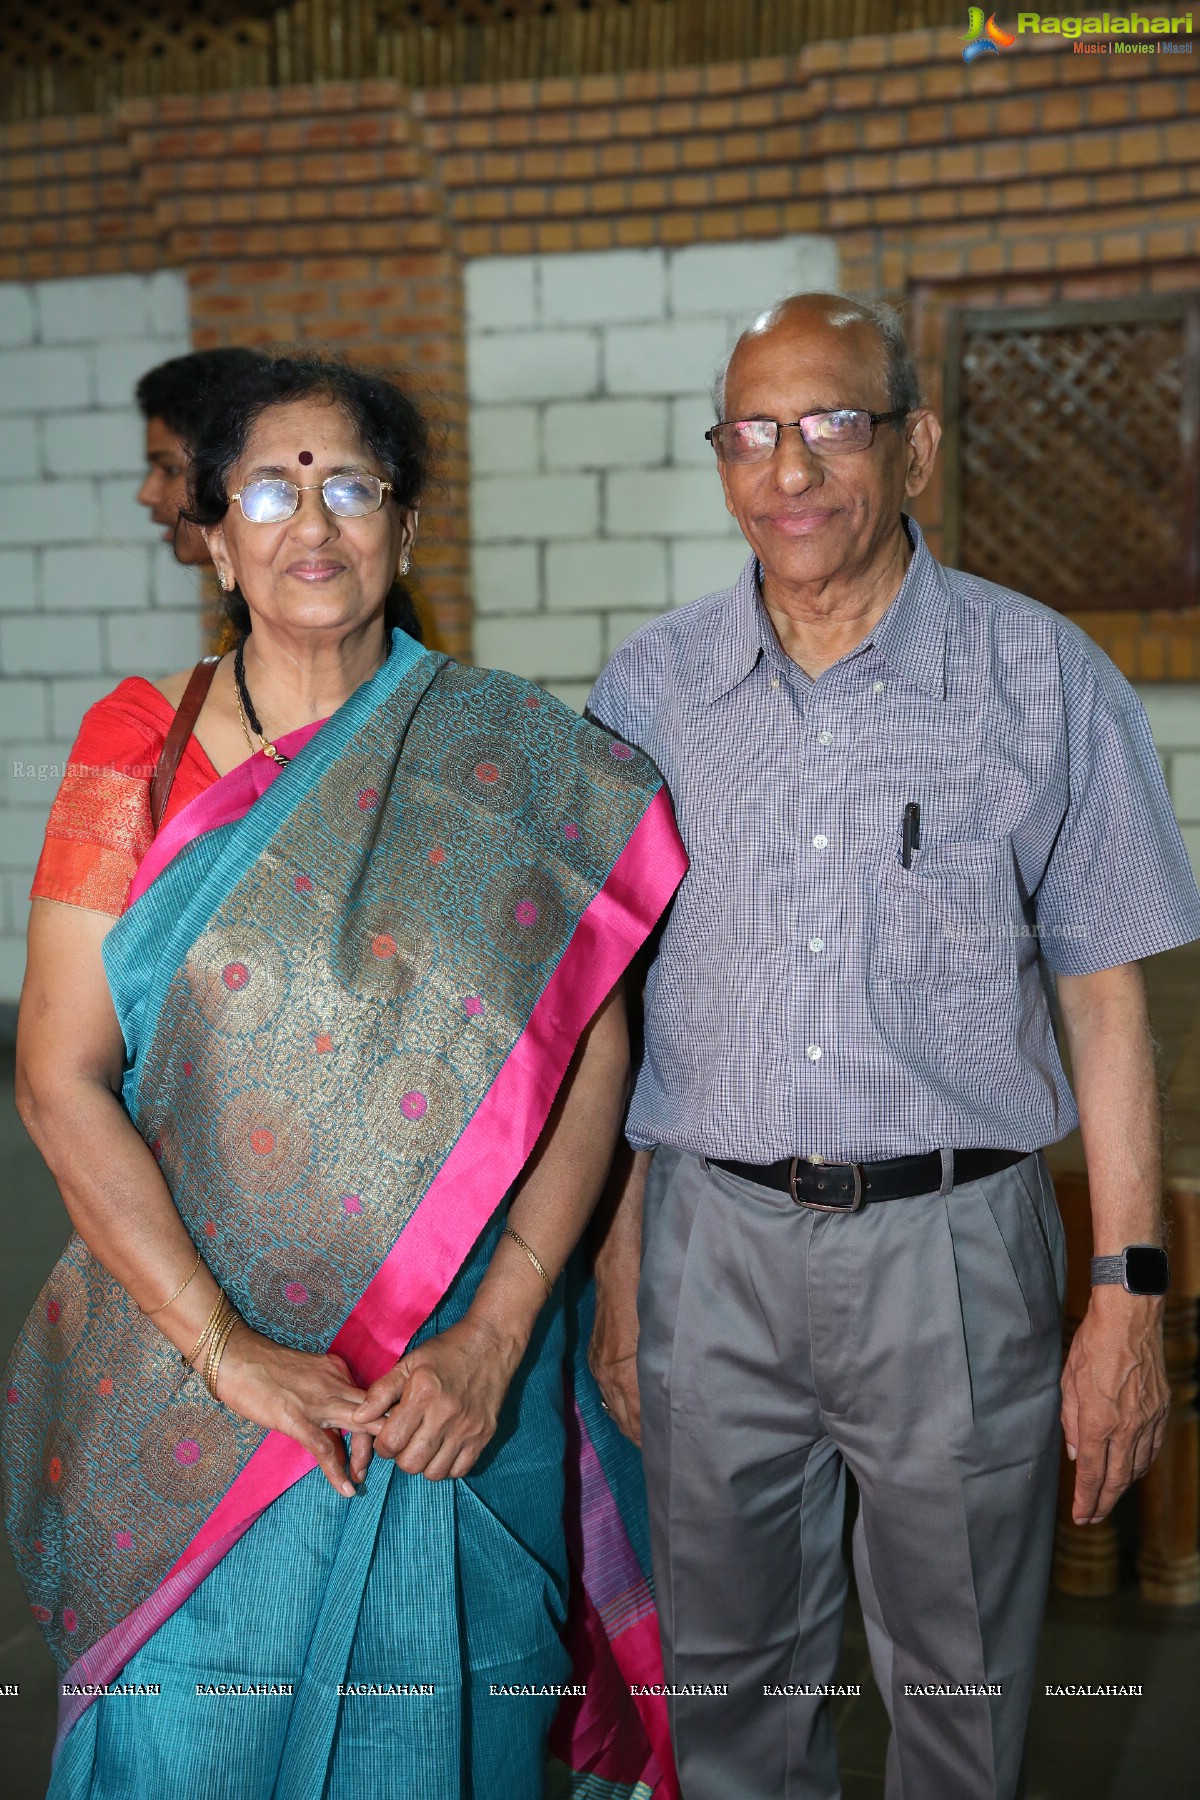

{"left": 962, "top": 8, "right": 1018, "bottom": 57}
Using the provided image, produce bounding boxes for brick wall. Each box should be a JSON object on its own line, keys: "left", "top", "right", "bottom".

{"left": 0, "top": 271, "right": 200, "bottom": 999}
{"left": 467, "top": 235, "right": 838, "bottom": 708}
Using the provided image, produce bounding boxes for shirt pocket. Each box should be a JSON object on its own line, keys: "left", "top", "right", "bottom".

{"left": 869, "top": 836, "right": 1024, "bottom": 989}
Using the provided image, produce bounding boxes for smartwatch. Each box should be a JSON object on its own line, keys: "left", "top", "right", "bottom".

{"left": 1090, "top": 1245, "right": 1169, "bottom": 1296}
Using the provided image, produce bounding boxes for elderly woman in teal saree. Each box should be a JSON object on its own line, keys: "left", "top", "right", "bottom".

{"left": 2, "top": 354, "right": 685, "bottom": 1798}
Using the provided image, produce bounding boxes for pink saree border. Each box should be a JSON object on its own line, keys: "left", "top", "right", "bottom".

{"left": 126, "top": 721, "right": 324, "bottom": 908}
{"left": 551, "top": 1403, "right": 680, "bottom": 1798}
{"left": 56, "top": 786, "right": 687, "bottom": 1755}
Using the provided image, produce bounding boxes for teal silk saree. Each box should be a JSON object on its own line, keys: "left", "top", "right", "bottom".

{"left": 1, "top": 633, "right": 686, "bottom": 1797}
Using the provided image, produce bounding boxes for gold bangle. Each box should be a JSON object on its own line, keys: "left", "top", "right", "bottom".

{"left": 204, "top": 1294, "right": 238, "bottom": 1384}
{"left": 182, "top": 1291, "right": 227, "bottom": 1372}
{"left": 503, "top": 1225, "right": 554, "bottom": 1299}
{"left": 204, "top": 1305, "right": 241, "bottom": 1400}
{"left": 201, "top": 1295, "right": 237, "bottom": 1394}
{"left": 141, "top": 1247, "right": 202, "bottom": 1317}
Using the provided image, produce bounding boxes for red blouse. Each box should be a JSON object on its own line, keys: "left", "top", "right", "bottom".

{"left": 32, "top": 679, "right": 220, "bottom": 918}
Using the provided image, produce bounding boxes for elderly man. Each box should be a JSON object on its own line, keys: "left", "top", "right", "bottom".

{"left": 586, "top": 293, "right": 1200, "bottom": 1800}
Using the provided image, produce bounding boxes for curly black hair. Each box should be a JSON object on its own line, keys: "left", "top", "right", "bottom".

{"left": 186, "top": 351, "right": 428, "bottom": 643}
{"left": 135, "top": 348, "right": 269, "bottom": 447}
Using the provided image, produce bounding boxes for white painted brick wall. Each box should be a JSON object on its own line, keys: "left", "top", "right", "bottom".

{"left": 1135, "top": 684, "right": 1200, "bottom": 885}
{"left": 0, "top": 417, "right": 39, "bottom": 480}
{"left": 0, "top": 271, "right": 199, "bottom": 1003}
{"left": 470, "top": 330, "right": 599, "bottom": 404}
{"left": 0, "top": 678, "right": 46, "bottom": 737}
{"left": 463, "top": 258, "right": 537, "bottom": 331}
{"left": 0, "top": 549, "right": 36, "bottom": 611}
{"left": 544, "top": 399, "right": 667, "bottom": 471}
{"left": 43, "top": 545, "right": 149, "bottom": 611}
{"left": 545, "top": 540, "right": 668, "bottom": 615}
{"left": 1173, "top": 751, "right": 1200, "bottom": 816}
{"left": 470, "top": 544, "right": 539, "bottom": 618}
{"left": 43, "top": 409, "right": 145, "bottom": 478}
{"left": 0, "top": 347, "right": 93, "bottom": 412}
{"left": 473, "top": 611, "right": 603, "bottom": 682}
{"left": 0, "top": 480, "right": 99, "bottom": 545}
{"left": 604, "top": 318, "right": 734, "bottom": 397}
{"left": 0, "top": 287, "right": 35, "bottom": 346}
{"left": 465, "top": 235, "right": 838, "bottom": 704}
{"left": 469, "top": 405, "right": 539, "bottom": 475}
{"left": 605, "top": 467, "right": 724, "bottom": 537}
{"left": 472, "top": 473, "right": 599, "bottom": 542}
{"left": 540, "top": 249, "right": 667, "bottom": 326}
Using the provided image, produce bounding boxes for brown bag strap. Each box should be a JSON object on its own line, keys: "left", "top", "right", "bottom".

{"left": 149, "top": 655, "right": 221, "bottom": 835}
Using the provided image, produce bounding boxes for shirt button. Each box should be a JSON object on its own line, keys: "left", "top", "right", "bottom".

{"left": 812, "top": 833, "right": 828, "bottom": 850}
{"left": 808, "top": 937, "right": 825, "bottom": 953}
{"left": 817, "top": 729, "right": 833, "bottom": 746}
{"left": 873, "top": 680, "right": 885, "bottom": 694}
{"left": 770, "top": 677, "right": 780, "bottom": 690}
{"left": 805, "top": 1044, "right": 823, "bottom": 1062}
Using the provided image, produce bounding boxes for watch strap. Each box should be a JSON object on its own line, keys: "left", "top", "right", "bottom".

{"left": 1090, "top": 1254, "right": 1126, "bottom": 1286}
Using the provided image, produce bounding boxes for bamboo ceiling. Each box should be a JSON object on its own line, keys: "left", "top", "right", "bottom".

{"left": 2, "top": 0, "right": 966, "bottom": 121}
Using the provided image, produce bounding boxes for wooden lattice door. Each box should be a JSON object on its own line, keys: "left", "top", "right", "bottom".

{"left": 942, "top": 296, "right": 1200, "bottom": 613}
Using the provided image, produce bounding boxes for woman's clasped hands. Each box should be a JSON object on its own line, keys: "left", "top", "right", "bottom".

{"left": 348, "top": 1314, "right": 524, "bottom": 1484}
{"left": 216, "top": 1313, "right": 522, "bottom": 1496}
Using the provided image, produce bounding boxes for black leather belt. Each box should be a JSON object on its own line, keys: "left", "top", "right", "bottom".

{"left": 708, "top": 1148, "right": 1029, "bottom": 1212}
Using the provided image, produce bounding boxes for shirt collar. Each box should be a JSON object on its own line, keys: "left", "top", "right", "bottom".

{"left": 704, "top": 553, "right": 767, "bottom": 704}
{"left": 866, "top": 518, "right": 950, "bottom": 698}
{"left": 705, "top": 517, "right": 949, "bottom": 704}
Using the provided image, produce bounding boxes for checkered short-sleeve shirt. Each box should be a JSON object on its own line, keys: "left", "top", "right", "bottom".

{"left": 588, "top": 519, "right": 1200, "bottom": 1161}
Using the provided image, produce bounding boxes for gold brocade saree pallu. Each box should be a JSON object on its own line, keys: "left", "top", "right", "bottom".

{"left": 1, "top": 632, "right": 685, "bottom": 1779}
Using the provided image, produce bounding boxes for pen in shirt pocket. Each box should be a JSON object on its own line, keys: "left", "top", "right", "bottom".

{"left": 901, "top": 801, "right": 921, "bottom": 869}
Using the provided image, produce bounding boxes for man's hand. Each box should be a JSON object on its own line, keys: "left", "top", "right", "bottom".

{"left": 589, "top": 1294, "right": 641, "bottom": 1445}
{"left": 1060, "top": 1287, "right": 1168, "bottom": 1524}
{"left": 589, "top": 1143, "right": 652, "bottom": 1445}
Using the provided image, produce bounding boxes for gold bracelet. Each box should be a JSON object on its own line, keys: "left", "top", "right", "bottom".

{"left": 204, "top": 1303, "right": 241, "bottom": 1400}
{"left": 141, "top": 1247, "right": 202, "bottom": 1317}
{"left": 181, "top": 1291, "right": 227, "bottom": 1372}
{"left": 503, "top": 1225, "right": 554, "bottom": 1299}
{"left": 201, "top": 1295, "right": 238, "bottom": 1395}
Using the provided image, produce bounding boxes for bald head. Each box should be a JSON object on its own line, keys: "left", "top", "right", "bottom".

{"left": 715, "top": 292, "right": 920, "bottom": 420}
{"left": 706, "top": 287, "right": 941, "bottom": 610}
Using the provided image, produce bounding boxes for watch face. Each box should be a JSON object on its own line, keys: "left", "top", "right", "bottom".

{"left": 1124, "top": 1247, "right": 1169, "bottom": 1295}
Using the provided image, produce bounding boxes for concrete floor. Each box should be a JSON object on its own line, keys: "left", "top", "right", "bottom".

{"left": 1, "top": 1046, "right": 1197, "bottom": 1798}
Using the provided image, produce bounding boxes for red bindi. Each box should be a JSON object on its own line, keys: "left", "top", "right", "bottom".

{"left": 298, "top": 450, "right": 313, "bottom": 465}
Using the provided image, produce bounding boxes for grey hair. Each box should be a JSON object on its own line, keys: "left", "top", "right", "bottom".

{"left": 711, "top": 291, "right": 922, "bottom": 419}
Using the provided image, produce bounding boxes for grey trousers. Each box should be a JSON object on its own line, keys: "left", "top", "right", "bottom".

{"left": 636, "top": 1148, "right": 1066, "bottom": 1800}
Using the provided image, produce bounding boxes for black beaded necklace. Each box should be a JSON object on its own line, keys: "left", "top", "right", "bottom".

{"left": 233, "top": 637, "right": 290, "bottom": 767}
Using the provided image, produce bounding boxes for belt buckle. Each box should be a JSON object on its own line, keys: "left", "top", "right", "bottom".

{"left": 787, "top": 1156, "right": 864, "bottom": 1213}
